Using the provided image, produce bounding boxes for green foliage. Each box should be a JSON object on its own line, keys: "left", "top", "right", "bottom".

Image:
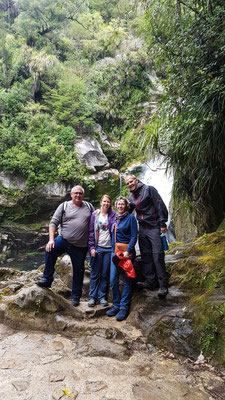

{"left": 0, "top": 0, "right": 149, "bottom": 192}
{"left": 96, "top": 49, "right": 152, "bottom": 136}
{"left": 43, "top": 73, "right": 94, "bottom": 128}
{"left": 141, "top": 0, "right": 225, "bottom": 214}
{"left": 102, "top": 147, "right": 127, "bottom": 170}
{"left": 0, "top": 81, "right": 30, "bottom": 117}
{"left": 0, "top": 107, "right": 83, "bottom": 187}
{"left": 13, "top": 0, "right": 88, "bottom": 49}
{"left": 120, "top": 129, "right": 146, "bottom": 167}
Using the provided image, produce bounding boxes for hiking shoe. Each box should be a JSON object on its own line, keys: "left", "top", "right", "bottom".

{"left": 36, "top": 279, "right": 52, "bottom": 288}
{"left": 71, "top": 298, "right": 80, "bottom": 307}
{"left": 116, "top": 309, "right": 128, "bottom": 321}
{"left": 88, "top": 298, "right": 96, "bottom": 307}
{"left": 99, "top": 298, "right": 108, "bottom": 307}
{"left": 106, "top": 307, "right": 119, "bottom": 317}
{"left": 158, "top": 287, "right": 168, "bottom": 298}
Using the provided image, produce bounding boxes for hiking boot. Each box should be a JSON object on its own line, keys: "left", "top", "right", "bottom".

{"left": 88, "top": 298, "right": 96, "bottom": 307}
{"left": 116, "top": 309, "right": 128, "bottom": 321}
{"left": 158, "top": 287, "right": 168, "bottom": 298}
{"left": 36, "top": 279, "right": 52, "bottom": 288}
{"left": 106, "top": 307, "right": 119, "bottom": 317}
{"left": 99, "top": 298, "right": 108, "bottom": 307}
{"left": 71, "top": 298, "right": 80, "bottom": 307}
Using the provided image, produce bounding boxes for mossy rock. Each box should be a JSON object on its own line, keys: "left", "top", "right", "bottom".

{"left": 169, "top": 230, "right": 225, "bottom": 291}
{"left": 168, "top": 230, "right": 225, "bottom": 365}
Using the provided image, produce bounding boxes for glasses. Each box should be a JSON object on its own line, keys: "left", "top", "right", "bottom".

{"left": 71, "top": 192, "right": 83, "bottom": 195}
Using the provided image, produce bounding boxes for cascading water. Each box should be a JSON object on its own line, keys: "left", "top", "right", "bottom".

{"left": 138, "top": 158, "right": 173, "bottom": 211}
{"left": 132, "top": 156, "right": 176, "bottom": 243}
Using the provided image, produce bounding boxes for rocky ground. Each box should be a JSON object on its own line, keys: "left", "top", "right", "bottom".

{"left": 0, "top": 262, "right": 224, "bottom": 400}
{"left": 1, "top": 322, "right": 224, "bottom": 400}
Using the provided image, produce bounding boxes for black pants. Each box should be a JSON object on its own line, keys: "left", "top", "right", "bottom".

{"left": 138, "top": 226, "right": 169, "bottom": 288}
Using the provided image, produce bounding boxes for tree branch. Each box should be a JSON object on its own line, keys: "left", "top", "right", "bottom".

{"left": 179, "top": 0, "right": 207, "bottom": 21}
{"left": 67, "top": 16, "right": 93, "bottom": 32}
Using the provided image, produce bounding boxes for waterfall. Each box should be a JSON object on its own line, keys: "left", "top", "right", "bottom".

{"left": 138, "top": 157, "right": 176, "bottom": 243}
{"left": 119, "top": 173, "right": 123, "bottom": 196}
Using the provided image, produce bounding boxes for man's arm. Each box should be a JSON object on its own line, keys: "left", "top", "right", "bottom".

{"left": 46, "top": 225, "right": 56, "bottom": 252}
{"left": 128, "top": 198, "right": 136, "bottom": 214}
{"left": 149, "top": 186, "right": 168, "bottom": 231}
{"left": 88, "top": 211, "right": 96, "bottom": 256}
{"left": 46, "top": 203, "right": 64, "bottom": 251}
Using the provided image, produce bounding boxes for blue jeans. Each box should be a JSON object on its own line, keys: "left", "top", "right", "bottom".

{"left": 43, "top": 236, "right": 88, "bottom": 299}
{"left": 89, "top": 246, "right": 111, "bottom": 300}
{"left": 110, "top": 254, "right": 132, "bottom": 311}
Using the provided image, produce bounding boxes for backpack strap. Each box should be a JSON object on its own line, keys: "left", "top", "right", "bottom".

{"left": 60, "top": 201, "right": 68, "bottom": 224}
{"left": 83, "top": 201, "right": 94, "bottom": 214}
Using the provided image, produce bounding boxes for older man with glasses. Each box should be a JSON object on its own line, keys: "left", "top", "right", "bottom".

{"left": 36, "top": 185, "right": 94, "bottom": 307}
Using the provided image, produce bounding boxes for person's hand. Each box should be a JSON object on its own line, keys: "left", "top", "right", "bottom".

{"left": 91, "top": 249, "right": 96, "bottom": 257}
{"left": 123, "top": 251, "right": 130, "bottom": 258}
{"left": 160, "top": 227, "right": 168, "bottom": 234}
{"left": 46, "top": 239, "right": 55, "bottom": 252}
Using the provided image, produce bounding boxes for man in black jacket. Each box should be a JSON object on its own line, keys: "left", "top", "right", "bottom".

{"left": 125, "top": 174, "right": 169, "bottom": 297}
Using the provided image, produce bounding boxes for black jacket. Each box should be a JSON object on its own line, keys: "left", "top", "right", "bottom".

{"left": 128, "top": 182, "right": 168, "bottom": 228}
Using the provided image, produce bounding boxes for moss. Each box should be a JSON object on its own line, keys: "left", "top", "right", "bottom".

{"left": 0, "top": 267, "right": 18, "bottom": 280}
{"left": 168, "top": 230, "right": 225, "bottom": 365}
{"left": 217, "top": 216, "right": 225, "bottom": 231}
{"left": 191, "top": 293, "right": 225, "bottom": 364}
{"left": 0, "top": 253, "right": 9, "bottom": 264}
{"left": 85, "top": 176, "right": 120, "bottom": 207}
{"left": 0, "top": 287, "right": 12, "bottom": 296}
{"left": 169, "top": 231, "right": 225, "bottom": 290}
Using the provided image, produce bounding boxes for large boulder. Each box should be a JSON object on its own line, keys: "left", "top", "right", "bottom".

{"left": 74, "top": 135, "right": 109, "bottom": 171}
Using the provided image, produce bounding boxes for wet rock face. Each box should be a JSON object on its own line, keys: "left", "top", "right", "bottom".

{"left": 129, "top": 288, "right": 197, "bottom": 359}
{"left": 0, "top": 226, "right": 48, "bottom": 261}
{"left": 0, "top": 172, "right": 27, "bottom": 190}
{"left": 0, "top": 231, "right": 17, "bottom": 257}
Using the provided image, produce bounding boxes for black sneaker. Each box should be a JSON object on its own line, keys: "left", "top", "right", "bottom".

{"left": 157, "top": 287, "right": 168, "bottom": 298}
{"left": 88, "top": 298, "right": 96, "bottom": 307}
{"left": 36, "top": 279, "right": 52, "bottom": 288}
{"left": 71, "top": 298, "right": 80, "bottom": 307}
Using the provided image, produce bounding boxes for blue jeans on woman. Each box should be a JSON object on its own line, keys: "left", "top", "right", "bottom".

{"left": 89, "top": 246, "right": 111, "bottom": 300}
{"left": 43, "top": 236, "right": 87, "bottom": 300}
{"left": 110, "top": 254, "right": 132, "bottom": 311}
